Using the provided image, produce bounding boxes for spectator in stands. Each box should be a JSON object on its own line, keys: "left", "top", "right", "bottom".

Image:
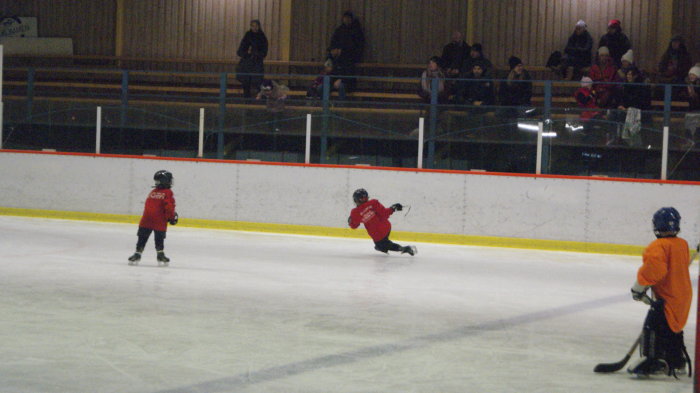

{"left": 615, "top": 66, "right": 652, "bottom": 145}
{"left": 256, "top": 79, "right": 289, "bottom": 113}
{"left": 236, "top": 20, "right": 268, "bottom": 99}
{"left": 574, "top": 76, "right": 603, "bottom": 143}
{"left": 418, "top": 56, "right": 448, "bottom": 104}
{"left": 498, "top": 56, "right": 533, "bottom": 111}
{"left": 326, "top": 47, "right": 355, "bottom": 100}
{"left": 684, "top": 65, "right": 700, "bottom": 142}
{"left": 458, "top": 62, "right": 495, "bottom": 110}
{"left": 616, "top": 50, "right": 636, "bottom": 81}
{"left": 561, "top": 20, "right": 593, "bottom": 80}
{"left": 658, "top": 36, "right": 693, "bottom": 85}
{"left": 330, "top": 11, "right": 365, "bottom": 65}
{"left": 686, "top": 65, "right": 700, "bottom": 111}
{"left": 598, "top": 19, "right": 631, "bottom": 67}
{"left": 589, "top": 46, "right": 619, "bottom": 108}
{"left": 440, "top": 31, "right": 470, "bottom": 78}
{"left": 618, "top": 67, "right": 652, "bottom": 111}
{"left": 306, "top": 59, "right": 334, "bottom": 99}
{"left": 460, "top": 43, "right": 493, "bottom": 77}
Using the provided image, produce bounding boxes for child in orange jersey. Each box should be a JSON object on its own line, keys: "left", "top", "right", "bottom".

{"left": 628, "top": 207, "right": 692, "bottom": 377}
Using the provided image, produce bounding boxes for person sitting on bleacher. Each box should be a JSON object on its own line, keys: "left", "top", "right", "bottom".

{"left": 418, "top": 56, "right": 448, "bottom": 104}
{"left": 256, "top": 79, "right": 289, "bottom": 113}
{"left": 683, "top": 65, "right": 700, "bottom": 142}
{"left": 560, "top": 20, "right": 593, "bottom": 81}
{"left": 456, "top": 62, "right": 495, "bottom": 111}
{"left": 574, "top": 77, "right": 604, "bottom": 143}
{"left": 616, "top": 50, "right": 636, "bottom": 81}
{"left": 307, "top": 58, "right": 334, "bottom": 99}
{"left": 498, "top": 56, "right": 533, "bottom": 115}
{"left": 658, "top": 36, "right": 693, "bottom": 85}
{"left": 616, "top": 67, "right": 652, "bottom": 146}
{"left": 589, "top": 46, "right": 619, "bottom": 108}
{"left": 326, "top": 46, "right": 356, "bottom": 100}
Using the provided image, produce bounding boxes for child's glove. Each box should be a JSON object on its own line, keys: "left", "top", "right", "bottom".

{"left": 390, "top": 203, "right": 403, "bottom": 212}
{"left": 169, "top": 212, "right": 179, "bottom": 225}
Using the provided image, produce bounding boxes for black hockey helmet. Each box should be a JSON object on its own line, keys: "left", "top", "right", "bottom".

{"left": 154, "top": 170, "right": 173, "bottom": 188}
{"left": 353, "top": 188, "right": 368, "bottom": 205}
{"left": 652, "top": 207, "right": 680, "bottom": 237}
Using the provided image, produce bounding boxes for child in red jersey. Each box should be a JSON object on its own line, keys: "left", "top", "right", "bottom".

{"left": 128, "top": 170, "right": 178, "bottom": 266}
{"left": 348, "top": 188, "right": 416, "bottom": 256}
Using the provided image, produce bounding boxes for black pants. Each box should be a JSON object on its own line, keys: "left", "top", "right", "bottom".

{"left": 136, "top": 227, "right": 166, "bottom": 251}
{"left": 642, "top": 299, "right": 689, "bottom": 370}
{"left": 374, "top": 234, "right": 403, "bottom": 253}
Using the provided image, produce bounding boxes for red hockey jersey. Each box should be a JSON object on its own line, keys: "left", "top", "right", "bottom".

{"left": 349, "top": 199, "right": 394, "bottom": 241}
{"left": 138, "top": 188, "right": 176, "bottom": 232}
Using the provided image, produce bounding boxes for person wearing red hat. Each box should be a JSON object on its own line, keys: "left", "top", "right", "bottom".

{"left": 598, "top": 19, "right": 631, "bottom": 67}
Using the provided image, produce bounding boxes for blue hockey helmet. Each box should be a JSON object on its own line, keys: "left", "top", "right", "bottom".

{"left": 353, "top": 188, "right": 368, "bottom": 205}
{"left": 652, "top": 207, "right": 681, "bottom": 237}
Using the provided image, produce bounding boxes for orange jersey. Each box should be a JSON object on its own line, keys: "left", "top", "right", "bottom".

{"left": 637, "top": 237, "right": 692, "bottom": 333}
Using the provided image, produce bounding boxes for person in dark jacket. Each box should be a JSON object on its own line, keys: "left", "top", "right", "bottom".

{"left": 236, "top": 20, "right": 268, "bottom": 98}
{"left": 561, "top": 20, "right": 593, "bottom": 80}
{"left": 598, "top": 19, "right": 631, "bottom": 67}
{"left": 618, "top": 67, "right": 651, "bottom": 111}
{"left": 330, "top": 11, "right": 365, "bottom": 65}
{"left": 460, "top": 43, "right": 493, "bottom": 76}
{"left": 658, "top": 36, "right": 693, "bottom": 84}
{"left": 440, "top": 31, "right": 470, "bottom": 78}
{"left": 499, "top": 56, "right": 533, "bottom": 107}
{"left": 460, "top": 62, "right": 496, "bottom": 110}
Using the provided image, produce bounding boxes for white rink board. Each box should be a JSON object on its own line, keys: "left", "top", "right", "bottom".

{"left": 0, "top": 152, "right": 698, "bottom": 246}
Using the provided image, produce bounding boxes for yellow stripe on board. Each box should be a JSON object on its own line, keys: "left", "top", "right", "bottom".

{"left": 0, "top": 207, "right": 645, "bottom": 256}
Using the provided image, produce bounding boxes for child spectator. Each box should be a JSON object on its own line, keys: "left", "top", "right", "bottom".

{"left": 658, "top": 36, "right": 693, "bottom": 84}
{"left": 589, "top": 46, "right": 619, "bottom": 108}
{"left": 257, "top": 79, "right": 289, "bottom": 112}
{"left": 499, "top": 56, "right": 533, "bottom": 108}
{"left": 575, "top": 76, "right": 601, "bottom": 122}
{"left": 348, "top": 188, "right": 416, "bottom": 256}
{"left": 307, "top": 59, "right": 334, "bottom": 99}
{"left": 418, "top": 56, "right": 448, "bottom": 104}
{"left": 128, "top": 170, "right": 178, "bottom": 266}
{"left": 561, "top": 20, "right": 593, "bottom": 80}
{"left": 598, "top": 19, "right": 632, "bottom": 67}
{"left": 616, "top": 50, "right": 636, "bottom": 81}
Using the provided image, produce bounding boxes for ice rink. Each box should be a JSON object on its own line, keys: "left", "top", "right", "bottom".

{"left": 0, "top": 215, "right": 695, "bottom": 393}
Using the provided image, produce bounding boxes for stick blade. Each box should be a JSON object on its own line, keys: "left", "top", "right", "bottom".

{"left": 593, "top": 355, "right": 631, "bottom": 373}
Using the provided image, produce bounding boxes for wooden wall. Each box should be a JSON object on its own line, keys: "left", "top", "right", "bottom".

{"left": 0, "top": 0, "right": 695, "bottom": 73}
{"left": 470, "top": 0, "right": 663, "bottom": 71}
{"left": 0, "top": 0, "right": 115, "bottom": 55}
{"left": 674, "top": 0, "right": 700, "bottom": 67}
{"left": 290, "top": 0, "right": 469, "bottom": 63}
{"left": 121, "top": 0, "right": 284, "bottom": 60}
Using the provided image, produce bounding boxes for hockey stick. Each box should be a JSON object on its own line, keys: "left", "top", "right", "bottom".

{"left": 403, "top": 204, "right": 411, "bottom": 217}
{"left": 593, "top": 332, "right": 642, "bottom": 373}
{"left": 594, "top": 294, "right": 653, "bottom": 373}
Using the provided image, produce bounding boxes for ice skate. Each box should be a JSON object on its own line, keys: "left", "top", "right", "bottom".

{"left": 157, "top": 251, "right": 170, "bottom": 266}
{"left": 627, "top": 357, "right": 668, "bottom": 377}
{"left": 401, "top": 245, "right": 417, "bottom": 256}
{"left": 127, "top": 252, "right": 141, "bottom": 265}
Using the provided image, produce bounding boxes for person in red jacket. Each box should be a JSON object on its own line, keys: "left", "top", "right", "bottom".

{"left": 128, "top": 170, "right": 178, "bottom": 266}
{"left": 348, "top": 188, "right": 416, "bottom": 256}
{"left": 628, "top": 207, "right": 692, "bottom": 377}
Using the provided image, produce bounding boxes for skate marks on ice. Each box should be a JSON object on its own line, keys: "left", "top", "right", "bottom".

{"left": 154, "top": 292, "right": 630, "bottom": 393}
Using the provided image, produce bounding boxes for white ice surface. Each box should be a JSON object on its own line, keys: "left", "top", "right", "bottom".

{"left": 0, "top": 215, "right": 695, "bottom": 393}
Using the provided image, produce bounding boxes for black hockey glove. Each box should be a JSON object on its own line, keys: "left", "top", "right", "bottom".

{"left": 347, "top": 216, "right": 352, "bottom": 226}
{"left": 390, "top": 203, "right": 403, "bottom": 212}
{"left": 169, "top": 212, "right": 179, "bottom": 225}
